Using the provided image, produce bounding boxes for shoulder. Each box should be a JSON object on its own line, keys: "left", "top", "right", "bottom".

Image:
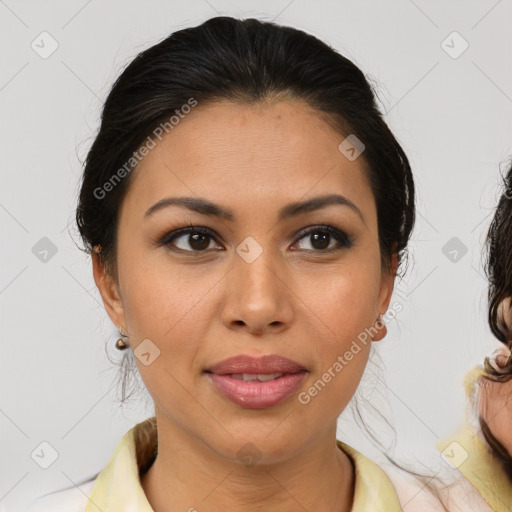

{"left": 378, "top": 462, "right": 448, "bottom": 511}
{"left": 380, "top": 461, "right": 494, "bottom": 512}
{"left": 25, "top": 478, "right": 96, "bottom": 512}
{"left": 340, "top": 441, "right": 448, "bottom": 511}
{"left": 437, "top": 422, "right": 512, "bottom": 511}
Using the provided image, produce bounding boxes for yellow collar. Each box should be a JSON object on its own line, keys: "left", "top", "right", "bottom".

{"left": 86, "top": 418, "right": 402, "bottom": 512}
{"left": 436, "top": 423, "right": 512, "bottom": 512}
{"left": 338, "top": 441, "right": 403, "bottom": 511}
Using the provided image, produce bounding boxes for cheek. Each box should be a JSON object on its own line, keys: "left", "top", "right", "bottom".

{"left": 119, "top": 247, "right": 216, "bottom": 338}
{"left": 293, "top": 261, "right": 378, "bottom": 412}
{"left": 299, "top": 256, "right": 381, "bottom": 343}
{"left": 117, "top": 258, "right": 216, "bottom": 397}
{"left": 488, "top": 408, "right": 512, "bottom": 456}
{"left": 298, "top": 329, "right": 371, "bottom": 421}
{"left": 479, "top": 380, "right": 512, "bottom": 454}
{"left": 122, "top": 268, "right": 211, "bottom": 409}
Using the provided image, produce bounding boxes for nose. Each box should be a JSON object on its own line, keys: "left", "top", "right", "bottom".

{"left": 221, "top": 248, "right": 294, "bottom": 336}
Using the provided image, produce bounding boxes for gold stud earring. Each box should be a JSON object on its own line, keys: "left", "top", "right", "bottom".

{"left": 115, "top": 327, "right": 129, "bottom": 350}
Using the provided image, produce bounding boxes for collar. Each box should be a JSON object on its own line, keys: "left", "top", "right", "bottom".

{"left": 338, "top": 441, "right": 403, "bottom": 511}
{"left": 86, "top": 417, "right": 402, "bottom": 512}
{"left": 433, "top": 363, "right": 512, "bottom": 512}
{"left": 436, "top": 423, "right": 512, "bottom": 512}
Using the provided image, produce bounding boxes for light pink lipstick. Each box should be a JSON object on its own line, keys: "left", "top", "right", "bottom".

{"left": 205, "top": 354, "right": 308, "bottom": 409}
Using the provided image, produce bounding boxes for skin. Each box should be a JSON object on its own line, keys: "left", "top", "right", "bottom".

{"left": 92, "top": 97, "right": 397, "bottom": 512}
{"left": 479, "top": 376, "right": 512, "bottom": 457}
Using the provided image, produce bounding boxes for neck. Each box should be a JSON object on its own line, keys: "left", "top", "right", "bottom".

{"left": 140, "top": 415, "right": 355, "bottom": 512}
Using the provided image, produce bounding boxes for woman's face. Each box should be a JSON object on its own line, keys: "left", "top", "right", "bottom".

{"left": 93, "top": 98, "right": 396, "bottom": 463}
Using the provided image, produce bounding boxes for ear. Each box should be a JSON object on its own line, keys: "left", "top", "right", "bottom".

{"left": 373, "top": 251, "right": 399, "bottom": 341}
{"left": 92, "top": 246, "right": 127, "bottom": 332}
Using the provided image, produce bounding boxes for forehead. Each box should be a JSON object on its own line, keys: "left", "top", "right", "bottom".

{"left": 121, "top": 98, "right": 376, "bottom": 224}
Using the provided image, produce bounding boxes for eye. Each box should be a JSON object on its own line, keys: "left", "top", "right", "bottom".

{"left": 292, "top": 224, "right": 353, "bottom": 252}
{"left": 159, "top": 226, "right": 222, "bottom": 253}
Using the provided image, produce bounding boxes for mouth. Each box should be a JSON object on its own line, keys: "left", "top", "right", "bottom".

{"left": 205, "top": 353, "right": 308, "bottom": 375}
{"left": 228, "top": 372, "right": 287, "bottom": 381}
{"left": 204, "top": 354, "right": 308, "bottom": 409}
{"left": 205, "top": 371, "right": 308, "bottom": 409}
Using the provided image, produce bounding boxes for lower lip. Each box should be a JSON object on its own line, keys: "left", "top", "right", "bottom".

{"left": 207, "top": 372, "right": 308, "bottom": 409}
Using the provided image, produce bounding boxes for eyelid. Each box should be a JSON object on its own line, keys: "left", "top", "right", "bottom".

{"left": 293, "top": 223, "right": 354, "bottom": 250}
{"left": 294, "top": 223, "right": 350, "bottom": 241}
{"left": 157, "top": 225, "right": 221, "bottom": 248}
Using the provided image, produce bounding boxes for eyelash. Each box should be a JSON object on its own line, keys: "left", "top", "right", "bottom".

{"left": 157, "top": 223, "right": 354, "bottom": 255}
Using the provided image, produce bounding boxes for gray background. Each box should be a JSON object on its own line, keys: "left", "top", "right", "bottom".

{"left": 1, "top": 1, "right": 511, "bottom": 510}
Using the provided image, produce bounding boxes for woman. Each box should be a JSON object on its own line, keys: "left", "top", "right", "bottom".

{"left": 27, "top": 16, "right": 493, "bottom": 511}
{"left": 437, "top": 162, "right": 512, "bottom": 511}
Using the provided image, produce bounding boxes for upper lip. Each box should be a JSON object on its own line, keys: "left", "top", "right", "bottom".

{"left": 206, "top": 355, "right": 307, "bottom": 375}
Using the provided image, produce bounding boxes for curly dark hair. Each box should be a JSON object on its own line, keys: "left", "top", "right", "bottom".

{"left": 481, "top": 159, "right": 512, "bottom": 480}
{"left": 483, "top": 159, "right": 512, "bottom": 383}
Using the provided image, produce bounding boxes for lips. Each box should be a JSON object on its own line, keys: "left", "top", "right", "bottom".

{"left": 230, "top": 372, "right": 284, "bottom": 381}
{"left": 205, "top": 354, "right": 307, "bottom": 375}
{"left": 205, "top": 354, "right": 308, "bottom": 409}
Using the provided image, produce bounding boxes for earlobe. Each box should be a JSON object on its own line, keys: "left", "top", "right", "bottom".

{"left": 92, "top": 246, "right": 127, "bottom": 331}
{"left": 371, "top": 315, "right": 388, "bottom": 341}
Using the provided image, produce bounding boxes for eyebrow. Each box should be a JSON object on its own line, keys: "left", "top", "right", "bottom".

{"left": 144, "top": 194, "right": 365, "bottom": 224}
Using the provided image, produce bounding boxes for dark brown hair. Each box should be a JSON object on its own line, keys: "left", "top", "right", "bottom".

{"left": 485, "top": 160, "right": 512, "bottom": 356}
{"left": 480, "top": 159, "right": 512, "bottom": 480}
{"left": 75, "top": 16, "right": 415, "bottom": 283}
